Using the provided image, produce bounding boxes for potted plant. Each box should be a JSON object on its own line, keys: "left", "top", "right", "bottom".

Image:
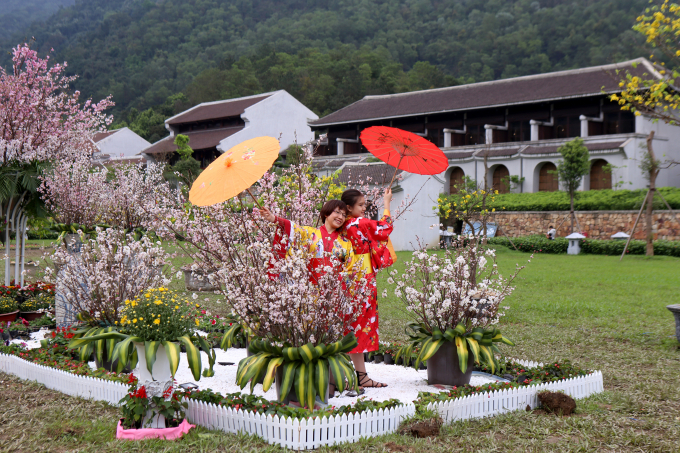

{"left": 0, "top": 297, "right": 18, "bottom": 323}
{"left": 8, "top": 318, "right": 30, "bottom": 338}
{"left": 391, "top": 238, "right": 524, "bottom": 386}
{"left": 19, "top": 294, "right": 53, "bottom": 321}
{"left": 69, "top": 287, "right": 215, "bottom": 377}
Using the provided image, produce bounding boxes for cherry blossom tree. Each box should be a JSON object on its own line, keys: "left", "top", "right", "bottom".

{"left": 0, "top": 43, "right": 112, "bottom": 284}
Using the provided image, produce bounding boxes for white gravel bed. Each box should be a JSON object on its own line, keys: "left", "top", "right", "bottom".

{"left": 9, "top": 328, "right": 50, "bottom": 349}
{"left": 11, "top": 330, "right": 498, "bottom": 405}
{"left": 167, "top": 348, "right": 499, "bottom": 405}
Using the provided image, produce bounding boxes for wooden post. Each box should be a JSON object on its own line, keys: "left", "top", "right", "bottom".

{"left": 620, "top": 188, "right": 650, "bottom": 261}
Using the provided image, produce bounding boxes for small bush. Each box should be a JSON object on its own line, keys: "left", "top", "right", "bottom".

{"left": 488, "top": 187, "right": 680, "bottom": 212}
{"left": 488, "top": 235, "right": 680, "bottom": 257}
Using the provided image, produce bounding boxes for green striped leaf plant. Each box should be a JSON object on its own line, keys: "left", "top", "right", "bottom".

{"left": 236, "top": 333, "right": 359, "bottom": 410}
{"left": 390, "top": 237, "right": 527, "bottom": 374}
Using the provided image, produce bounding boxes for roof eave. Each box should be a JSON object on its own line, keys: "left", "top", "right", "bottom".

{"left": 310, "top": 90, "right": 625, "bottom": 128}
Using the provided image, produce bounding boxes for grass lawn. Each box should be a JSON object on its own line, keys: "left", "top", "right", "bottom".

{"left": 1, "top": 245, "right": 679, "bottom": 451}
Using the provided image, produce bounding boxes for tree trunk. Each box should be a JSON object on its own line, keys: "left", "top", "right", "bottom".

{"left": 645, "top": 132, "right": 659, "bottom": 257}
{"left": 570, "top": 190, "right": 575, "bottom": 234}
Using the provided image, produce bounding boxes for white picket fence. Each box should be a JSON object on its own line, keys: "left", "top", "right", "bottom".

{"left": 185, "top": 399, "right": 415, "bottom": 449}
{"left": 427, "top": 371, "right": 604, "bottom": 423}
{"left": 0, "top": 352, "right": 603, "bottom": 449}
{"left": 0, "top": 353, "right": 128, "bottom": 405}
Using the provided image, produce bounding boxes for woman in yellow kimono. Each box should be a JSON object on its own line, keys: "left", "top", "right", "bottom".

{"left": 255, "top": 200, "right": 354, "bottom": 285}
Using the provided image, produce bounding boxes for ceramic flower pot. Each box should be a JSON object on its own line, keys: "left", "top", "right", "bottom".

{"left": 427, "top": 340, "right": 474, "bottom": 386}
{"left": 667, "top": 304, "right": 680, "bottom": 342}
{"left": 19, "top": 311, "right": 44, "bottom": 322}
{"left": 133, "top": 342, "right": 174, "bottom": 429}
{"left": 383, "top": 353, "right": 394, "bottom": 365}
{"left": 0, "top": 311, "right": 18, "bottom": 323}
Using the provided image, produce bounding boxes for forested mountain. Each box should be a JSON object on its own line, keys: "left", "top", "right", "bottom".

{"left": 0, "top": 0, "right": 75, "bottom": 41}
{"left": 1, "top": 0, "right": 652, "bottom": 142}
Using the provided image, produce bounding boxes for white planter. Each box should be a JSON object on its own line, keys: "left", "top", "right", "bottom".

{"left": 133, "top": 342, "right": 174, "bottom": 429}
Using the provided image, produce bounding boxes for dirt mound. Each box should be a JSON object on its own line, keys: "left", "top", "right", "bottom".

{"left": 537, "top": 391, "right": 576, "bottom": 415}
{"left": 399, "top": 418, "right": 442, "bottom": 438}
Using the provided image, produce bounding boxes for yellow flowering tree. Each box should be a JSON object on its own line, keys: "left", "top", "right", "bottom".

{"left": 615, "top": 0, "right": 680, "bottom": 124}
{"left": 436, "top": 178, "right": 499, "bottom": 237}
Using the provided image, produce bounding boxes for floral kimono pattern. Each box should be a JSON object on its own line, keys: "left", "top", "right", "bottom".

{"left": 342, "top": 210, "right": 394, "bottom": 353}
{"left": 270, "top": 217, "right": 354, "bottom": 283}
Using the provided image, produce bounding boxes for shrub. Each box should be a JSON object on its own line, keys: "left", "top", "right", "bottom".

{"left": 488, "top": 235, "right": 680, "bottom": 257}
{"left": 487, "top": 187, "right": 680, "bottom": 212}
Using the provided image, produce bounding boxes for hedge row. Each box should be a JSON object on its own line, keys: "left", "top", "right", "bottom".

{"left": 488, "top": 235, "right": 680, "bottom": 257}
{"left": 487, "top": 187, "right": 680, "bottom": 212}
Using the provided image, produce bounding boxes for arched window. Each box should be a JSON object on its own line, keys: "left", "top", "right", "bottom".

{"left": 492, "top": 165, "right": 510, "bottom": 194}
{"left": 538, "top": 162, "right": 558, "bottom": 192}
{"left": 590, "top": 159, "right": 611, "bottom": 190}
{"left": 449, "top": 167, "right": 465, "bottom": 194}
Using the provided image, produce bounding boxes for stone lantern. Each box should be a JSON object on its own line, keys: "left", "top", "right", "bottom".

{"left": 565, "top": 232, "right": 586, "bottom": 255}
{"left": 611, "top": 232, "right": 630, "bottom": 240}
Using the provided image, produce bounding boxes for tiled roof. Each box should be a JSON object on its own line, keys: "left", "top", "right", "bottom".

{"left": 444, "top": 151, "right": 475, "bottom": 160}
{"left": 93, "top": 130, "right": 118, "bottom": 142}
{"left": 166, "top": 94, "right": 271, "bottom": 125}
{"left": 311, "top": 59, "right": 658, "bottom": 126}
{"left": 521, "top": 140, "right": 625, "bottom": 155}
{"left": 337, "top": 164, "right": 403, "bottom": 185}
{"left": 143, "top": 127, "right": 243, "bottom": 155}
{"left": 474, "top": 147, "right": 521, "bottom": 157}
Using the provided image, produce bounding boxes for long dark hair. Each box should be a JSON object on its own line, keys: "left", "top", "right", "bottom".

{"left": 341, "top": 189, "right": 363, "bottom": 208}
{"left": 319, "top": 200, "right": 347, "bottom": 223}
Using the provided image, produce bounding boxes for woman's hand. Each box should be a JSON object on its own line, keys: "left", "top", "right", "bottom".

{"left": 253, "top": 207, "right": 276, "bottom": 223}
{"left": 383, "top": 188, "right": 393, "bottom": 208}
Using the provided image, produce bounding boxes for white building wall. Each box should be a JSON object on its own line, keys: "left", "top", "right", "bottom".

{"left": 217, "top": 91, "right": 318, "bottom": 153}
{"left": 390, "top": 173, "right": 442, "bottom": 251}
{"left": 96, "top": 128, "right": 150, "bottom": 158}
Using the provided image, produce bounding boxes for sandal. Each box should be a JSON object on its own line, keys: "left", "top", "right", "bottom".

{"left": 356, "top": 371, "right": 388, "bottom": 388}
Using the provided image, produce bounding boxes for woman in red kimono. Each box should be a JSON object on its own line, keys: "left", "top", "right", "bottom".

{"left": 341, "top": 188, "right": 394, "bottom": 389}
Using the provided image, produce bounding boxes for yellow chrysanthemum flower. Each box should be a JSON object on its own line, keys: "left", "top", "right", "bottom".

{"left": 153, "top": 318, "right": 161, "bottom": 325}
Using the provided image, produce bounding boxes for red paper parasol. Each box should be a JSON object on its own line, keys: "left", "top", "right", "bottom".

{"left": 360, "top": 126, "right": 448, "bottom": 186}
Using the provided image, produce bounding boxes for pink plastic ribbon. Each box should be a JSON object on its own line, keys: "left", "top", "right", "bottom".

{"left": 116, "top": 419, "right": 195, "bottom": 440}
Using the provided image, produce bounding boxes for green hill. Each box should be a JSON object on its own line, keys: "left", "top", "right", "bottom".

{"left": 0, "top": 0, "right": 74, "bottom": 41}
{"left": 1, "top": 0, "right": 652, "bottom": 142}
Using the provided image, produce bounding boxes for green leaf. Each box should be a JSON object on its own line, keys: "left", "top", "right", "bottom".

{"left": 469, "top": 327, "right": 484, "bottom": 341}
{"left": 144, "top": 341, "right": 161, "bottom": 374}
{"left": 327, "top": 355, "right": 347, "bottom": 393}
{"left": 453, "top": 323, "right": 466, "bottom": 336}
{"left": 418, "top": 338, "right": 443, "bottom": 363}
{"left": 177, "top": 335, "right": 202, "bottom": 381}
{"left": 465, "top": 337, "right": 481, "bottom": 364}
{"left": 162, "top": 341, "right": 181, "bottom": 376}
{"left": 68, "top": 331, "right": 127, "bottom": 350}
{"left": 277, "top": 362, "right": 298, "bottom": 403}
{"left": 455, "top": 336, "right": 469, "bottom": 374}
{"left": 282, "top": 346, "right": 301, "bottom": 362}
{"left": 114, "top": 336, "right": 142, "bottom": 370}
{"left": 443, "top": 328, "right": 456, "bottom": 342}
{"left": 314, "top": 359, "right": 330, "bottom": 403}
{"left": 298, "top": 343, "right": 319, "bottom": 364}
{"left": 220, "top": 324, "right": 241, "bottom": 350}
{"left": 432, "top": 328, "right": 443, "bottom": 340}
{"left": 494, "top": 334, "right": 515, "bottom": 346}
{"left": 295, "top": 361, "right": 316, "bottom": 410}
{"left": 262, "top": 357, "right": 284, "bottom": 392}
{"left": 479, "top": 345, "right": 496, "bottom": 374}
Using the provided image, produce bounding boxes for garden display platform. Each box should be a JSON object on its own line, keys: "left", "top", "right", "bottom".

{"left": 1, "top": 332, "right": 604, "bottom": 450}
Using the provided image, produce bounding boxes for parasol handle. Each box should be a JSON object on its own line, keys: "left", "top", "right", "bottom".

{"left": 245, "top": 188, "right": 263, "bottom": 209}
{"left": 386, "top": 154, "right": 404, "bottom": 188}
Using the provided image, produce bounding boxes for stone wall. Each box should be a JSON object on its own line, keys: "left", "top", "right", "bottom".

{"left": 493, "top": 210, "right": 680, "bottom": 241}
